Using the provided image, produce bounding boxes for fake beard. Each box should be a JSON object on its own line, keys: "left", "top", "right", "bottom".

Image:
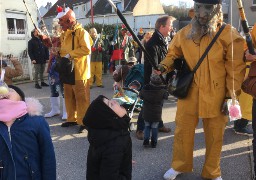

{"left": 187, "top": 6, "right": 221, "bottom": 42}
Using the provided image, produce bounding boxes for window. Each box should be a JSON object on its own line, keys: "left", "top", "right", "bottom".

{"left": 254, "top": 0, "right": 256, "bottom": 5}
{"left": 7, "top": 18, "right": 25, "bottom": 34}
{"left": 6, "top": 11, "right": 26, "bottom": 39}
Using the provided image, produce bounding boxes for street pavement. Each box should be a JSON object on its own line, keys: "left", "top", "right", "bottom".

{"left": 16, "top": 74, "right": 253, "bottom": 180}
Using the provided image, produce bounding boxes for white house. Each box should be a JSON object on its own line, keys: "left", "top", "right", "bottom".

{"left": 0, "top": 0, "right": 38, "bottom": 57}
{"left": 43, "top": 0, "right": 166, "bottom": 34}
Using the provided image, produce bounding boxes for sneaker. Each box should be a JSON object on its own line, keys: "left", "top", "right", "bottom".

{"left": 234, "top": 127, "right": 253, "bottom": 136}
{"left": 97, "top": 85, "right": 104, "bottom": 88}
{"left": 159, "top": 126, "right": 171, "bottom": 133}
{"left": 136, "top": 130, "right": 144, "bottom": 140}
{"left": 143, "top": 139, "right": 150, "bottom": 147}
{"left": 78, "top": 125, "right": 87, "bottom": 133}
{"left": 35, "top": 83, "right": 42, "bottom": 89}
{"left": 163, "top": 168, "right": 182, "bottom": 180}
{"left": 41, "top": 82, "right": 49, "bottom": 87}
{"left": 61, "top": 122, "right": 78, "bottom": 127}
{"left": 212, "top": 176, "right": 223, "bottom": 180}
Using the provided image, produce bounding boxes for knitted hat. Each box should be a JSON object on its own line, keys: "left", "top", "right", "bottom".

{"left": 8, "top": 85, "right": 25, "bottom": 101}
{"left": 83, "top": 95, "right": 130, "bottom": 129}
{"left": 193, "top": 0, "right": 221, "bottom": 4}
{"left": 150, "top": 74, "right": 164, "bottom": 86}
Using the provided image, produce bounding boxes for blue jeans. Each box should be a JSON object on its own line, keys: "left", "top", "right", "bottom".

{"left": 50, "top": 82, "right": 64, "bottom": 97}
{"left": 137, "top": 108, "right": 164, "bottom": 131}
{"left": 144, "top": 121, "right": 159, "bottom": 143}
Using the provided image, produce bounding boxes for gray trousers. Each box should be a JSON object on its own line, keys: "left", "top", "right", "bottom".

{"left": 34, "top": 63, "right": 46, "bottom": 84}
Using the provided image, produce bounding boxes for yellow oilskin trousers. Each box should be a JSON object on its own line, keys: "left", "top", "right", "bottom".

{"left": 90, "top": 62, "right": 103, "bottom": 86}
{"left": 171, "top": 113, "right": 227, "bottom": 179}
{"left": 64, "top": 80, "right": 90, "bottom": 125}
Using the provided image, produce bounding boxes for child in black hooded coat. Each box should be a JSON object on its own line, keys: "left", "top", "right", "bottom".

{"left": 83, "top": 95, "right": 132, "bottom": 180}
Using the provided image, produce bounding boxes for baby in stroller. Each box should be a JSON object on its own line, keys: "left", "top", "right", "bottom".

{"left": 112, "top": 57, "right": 144, "bottom": 119}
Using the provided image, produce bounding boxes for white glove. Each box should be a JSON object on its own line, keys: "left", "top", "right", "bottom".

{"left": 64, "top": 54, "right": 70, "bottom": 59}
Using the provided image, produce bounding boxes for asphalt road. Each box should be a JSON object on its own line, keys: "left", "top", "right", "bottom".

{"left": 16, "top": 74, "right": 253, "bottom": 180}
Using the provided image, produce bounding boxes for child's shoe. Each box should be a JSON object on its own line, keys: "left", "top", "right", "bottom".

{"left": 143, "top": 139, "right": 150, "bottom": 147}
{"left": 151, "top": 141, "right": 157, "bottom": 148}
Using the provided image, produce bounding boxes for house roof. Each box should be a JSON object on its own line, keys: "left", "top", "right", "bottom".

{"left": 43, "top": 0, "right": 89, "bottom": 18}
{"left": 86, "top": 0, "right": 138, "bottom": 16}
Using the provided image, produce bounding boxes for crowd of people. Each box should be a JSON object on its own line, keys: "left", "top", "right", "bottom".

{"left": 1, "top": 0, "right": 256, "bottom": 179}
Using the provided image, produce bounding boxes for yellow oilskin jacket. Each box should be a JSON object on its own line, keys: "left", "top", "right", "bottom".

{"left": 59, "top": 23, "right": 93, "bottom": 80}
{"left": 161, "top": 24, "right": 246, "bottom": 118}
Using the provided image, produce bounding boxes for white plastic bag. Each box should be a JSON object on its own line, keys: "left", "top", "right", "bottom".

{"left": 227, "top": 99, "right": 242, "bottom": 121}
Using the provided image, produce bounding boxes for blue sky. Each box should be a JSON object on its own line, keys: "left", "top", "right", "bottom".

{"left": 160, "top": 0, "right": 194, "bottom": 7}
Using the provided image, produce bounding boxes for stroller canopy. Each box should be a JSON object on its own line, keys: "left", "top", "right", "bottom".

{"left": 124, "top": 64, "right": 144, "bottom": 90}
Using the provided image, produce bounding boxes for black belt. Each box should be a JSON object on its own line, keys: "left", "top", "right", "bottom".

{"left": 246, "top": 65, "right": 251, "bottom": 69}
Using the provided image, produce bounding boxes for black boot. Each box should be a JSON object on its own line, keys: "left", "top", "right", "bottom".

{"left": 234, "top": 118, "right": 252, "bottom": 136}
{"left": 151, "top": 141, "right": 157, "bottom": 148}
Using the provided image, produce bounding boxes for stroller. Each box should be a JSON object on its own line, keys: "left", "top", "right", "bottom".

{"left": 113, "top": 64, "right": 144, "bottom": 123}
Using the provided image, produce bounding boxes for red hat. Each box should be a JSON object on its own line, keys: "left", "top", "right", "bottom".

{"left": 56, "top": 5, "right": 74, "bottom": 19}
{"left": 121, "top": 24, "right": 127, "bottom": 31}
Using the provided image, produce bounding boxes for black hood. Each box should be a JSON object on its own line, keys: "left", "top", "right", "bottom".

{"left": 83, "top": 95, "right": 130, "bottom": 130}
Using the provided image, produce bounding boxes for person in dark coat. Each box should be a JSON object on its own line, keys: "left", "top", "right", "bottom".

{"left": 0, "top": 85, "right": 56, "bottom": 180}
{"left": 140, "top": 74, "right": 168, "bottom": 148}
{"left": 28, "top": 28, "right": 49, "bottom": 89}
{"left": 83, "top": 95, "right": 132, "bottom": 180}
{"left": 136, "top": 15, "right": 176, "bottom": 140}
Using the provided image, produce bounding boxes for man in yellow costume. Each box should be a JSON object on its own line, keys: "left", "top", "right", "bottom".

{"left": 89, "top": 28, "right": 104, "bottom": 88}
{"left": 156, "top": 0, "right": 246, "bottom": 179}
{"left": 56, "top": 5, "right": 92, "bottom": 133}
